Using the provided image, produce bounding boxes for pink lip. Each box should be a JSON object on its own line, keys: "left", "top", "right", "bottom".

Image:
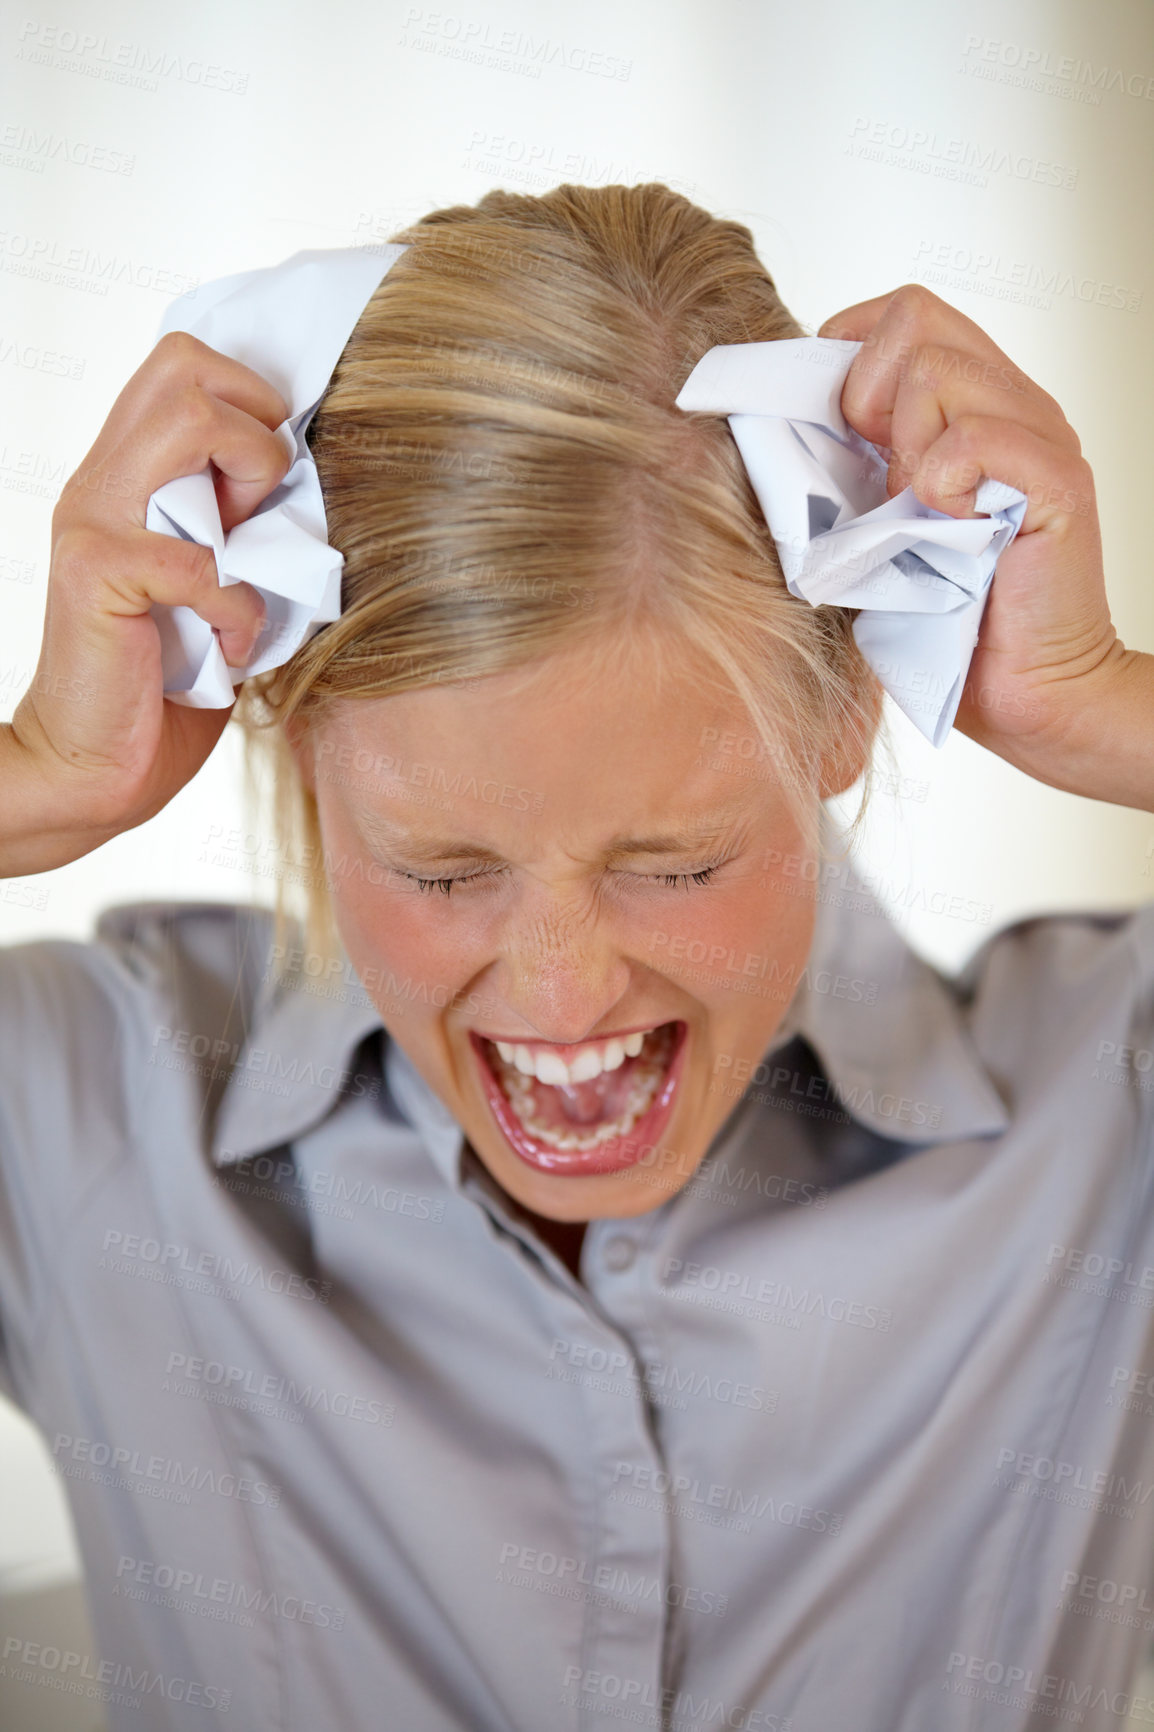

{"left": 468, "top": 1022, "right": 689, "bottom": 1177}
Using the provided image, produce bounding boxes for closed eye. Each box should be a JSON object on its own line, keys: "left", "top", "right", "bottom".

{"left": 651, "top": 867, "right": 720, "bottom": 891}
{"left": 393, "top": 863, "right": 723, "bottom": 898}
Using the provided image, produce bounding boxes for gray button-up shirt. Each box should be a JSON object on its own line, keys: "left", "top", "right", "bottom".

{"left": 2, "top": 825, "right": 1154, "bottom": 1731}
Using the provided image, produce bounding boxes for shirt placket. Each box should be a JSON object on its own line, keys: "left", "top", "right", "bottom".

{"left": 464, "top": 1175, "right": 677, "bottom": 1732}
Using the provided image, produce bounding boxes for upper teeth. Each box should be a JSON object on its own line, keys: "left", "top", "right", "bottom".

{"left": 495, "top": 1029, "right": 649, "bottom": 1086}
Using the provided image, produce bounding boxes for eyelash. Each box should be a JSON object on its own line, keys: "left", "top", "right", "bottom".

{"left": 397, "top": 864, "right": 722, "bottom": 898}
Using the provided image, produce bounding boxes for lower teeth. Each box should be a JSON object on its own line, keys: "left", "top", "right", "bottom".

{"left": 488, "top": 1027, "right": 675, "bottom": 1152}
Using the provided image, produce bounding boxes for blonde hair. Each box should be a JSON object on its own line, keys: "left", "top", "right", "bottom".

{"left": 233, "top": 183, "right": 886, "bottom": 971}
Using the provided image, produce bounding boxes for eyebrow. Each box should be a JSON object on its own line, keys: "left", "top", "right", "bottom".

{"left": 354, "top": 808, "right": 749, "bottom": 864}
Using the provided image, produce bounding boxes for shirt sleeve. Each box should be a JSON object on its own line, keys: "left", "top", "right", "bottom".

{"left": 0, "top": 929, "right": 146, "bottom": 1409}
{"left": 0, "top": 899, "right": 270, "bottom": 1412}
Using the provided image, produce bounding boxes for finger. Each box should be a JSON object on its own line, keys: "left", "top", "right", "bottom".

{"left": 52, "top": 523, "right": 268, "bottom": 667}
{"left": 818, "top": 283, "right": 1011, "bottom": 367}
{"left": 904, "top": 415, "right": 1095, "bottom": 539}
{"left": 818, "top": 290, "right": 910, "bottom": 341}
{"left": 884, "top": 344, "right": 1072, "bottom": 495}
{"left": 116, "top": 528, "right": 268, "bottom": 667}
{"left": 60, "top": 391, "right": 293, "bottom": 538}
{"left": 817, "top": 289, "right": 1082, "bottom": 483}
{"left": 834, "top": 288, "right": 1027, "bottom": 439}
{"left": 97, "top": 331, "right": 291, "bottom": 449}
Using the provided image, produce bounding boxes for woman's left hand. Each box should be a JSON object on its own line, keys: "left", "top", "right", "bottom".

{"left": 818, "top": 284, "right": 1154, "bottom": 812}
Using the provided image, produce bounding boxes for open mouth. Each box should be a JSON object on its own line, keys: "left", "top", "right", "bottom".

{"left": 468, "top": 1021, "right": 688, "bottom": 1176}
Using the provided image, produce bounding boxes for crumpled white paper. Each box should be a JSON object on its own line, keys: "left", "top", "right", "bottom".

{"left": 146, "top": 244, "right": 409, "bottom": 708}
{"left": 675, "top": 337, "right": 1029, "bottom": 748}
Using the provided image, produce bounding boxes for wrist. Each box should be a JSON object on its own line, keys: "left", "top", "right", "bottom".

{"left": 0, "top": 721, "right": 120, "bottom": 876}
{"left": 1011, "top": 645, "right": 1154, "bottom": 812}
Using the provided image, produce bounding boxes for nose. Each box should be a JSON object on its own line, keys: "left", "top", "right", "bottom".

{"left": 491, "top": 899, "right": 633, "bottom": 1044}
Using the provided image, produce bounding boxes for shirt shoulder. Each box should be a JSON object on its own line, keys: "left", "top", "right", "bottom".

{"left": 955, "top": 900, "right": 1154, "bottom": 1121}
{"left": 89, "top": 895, "right": 279, "bottom": 1030}
{"left": 0, "top": 899, "right": 282, "bottom": 1402}
{"left": 0, "top": 901, "right": 276, "bottom": 1249}
{"left": 956, "top": 899, "right": 1154, "bottom": 1014}
{"left": 0, "top": 897, "right": 278, "bottom": 1088}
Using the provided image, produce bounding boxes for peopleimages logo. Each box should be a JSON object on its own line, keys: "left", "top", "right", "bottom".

{"left": 497, "top": 1543, "right": 728, "bottom": 1616}
{"left": 51, "top": 1433, "right": 281, "bottom": 1508}
{"left": 99, "top": 1229, "right": 333, "bottom": 1305}
{"left": 149, "top": 1021, "right": 381, "bottom": 1102}
{"left": 559, "top": 1668, "right": 794, "bottom": 1729}
{"left": 959, "top": 33, "right": 1154, "bottom": 102}
{"left": 647, "top": 931, "right": 878, "bottom": 1003}
{"left": 662, "top": 1259, "right": 893, "bottom": 1333}
{"left": 163, "top": 1352, "right": 393, "bottom": 1427}
{"left": 995, "top": 1445, "right": 1154, "bottom": 1517}
{"left": 945, "top": 1650, "right": 1154, "bottom": 1720}
{"left": 1059, "top": 1569, "right": 1154, "bottom": 1617}
{"left": 611, "top": 1462, "right": 843, "bottom": 1535}
{"left": 15, "top": 21, "right": 249, "bottom": 93}
{"left": 115, "top": 1556, "right": 345, "bottom": 1630}
{"left": 846, "top": 115, "right": 1079, "bottom": 189}
{"left": 546, "top": 1337, "right": 774, "bottom": 1414}
{"left": 0, "top": 1638, "right": 230, "bottom": 1712}
{"left": 1044, "top": 1240, "right": 1154, "bottom": 1297}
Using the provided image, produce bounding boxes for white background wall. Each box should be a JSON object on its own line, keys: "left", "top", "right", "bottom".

{"left": 1, "top": 0, "right": 1152, "bottom": 1720}
{"left": 3, "top": 0, "right": 1153, "bottom": 963}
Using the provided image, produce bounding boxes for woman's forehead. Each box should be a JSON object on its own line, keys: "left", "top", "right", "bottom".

{"left": 318, "top": 633, "right": 752, "bottom": 739}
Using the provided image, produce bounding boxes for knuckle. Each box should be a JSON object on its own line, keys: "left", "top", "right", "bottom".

{"left": 51, "top": 522, "right": 109, "bottom": 579}
{"left": 139, "top": 526, "right": 216, "bottom": 598}
{"left": 1058, "top": 417, "right": 1083, "bottom": 458}
{"left": 50, "top": 480, "right": 83, "bottom": 529}
{"left": 946, "top": 413, "right": 986, "bottom": 448}
{"left": 1030, "top": 379, "right": 1065, "bottom": 419}
{"left": 172, "top": 382, "right": 218, "bottom": 439}
{"left": 151, "top": 329, "right": 209, "bottom": 376}
{"left": 887, "top": 283, "right": 943, "bottom": 323}
{"left": 167, "top": 534, "right": 218, "bottom": 589}
{"left": 907, "top": 340, "right": 955, "bottom": 388}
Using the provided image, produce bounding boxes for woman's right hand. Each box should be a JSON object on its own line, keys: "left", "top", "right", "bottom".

{"left": 1, "top": 331, "right": 293, "bottom": 877}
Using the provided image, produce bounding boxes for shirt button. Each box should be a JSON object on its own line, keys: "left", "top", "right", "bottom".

{"left": 602, "top": 1236, "right": 637, "bottom": 1273}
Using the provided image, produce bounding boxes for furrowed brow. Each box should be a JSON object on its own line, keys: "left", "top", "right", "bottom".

{"left": 602, "top": 824, "right": 738, "bottom": 857}
{"left": 355, "top": 807, "right": 747, "bottom": 864}
{"left": 355, "top": 812, "right": 499, "bottom": 864}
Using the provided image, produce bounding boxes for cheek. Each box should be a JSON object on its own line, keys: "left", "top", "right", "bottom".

{"left": 645, "top": 879, "right": 813, "bottom": 1008}
{"left": 332, "top": 878, "right": 480, "bottom": 1007}
{"left": 319, "top": 811, "right": 479, "bottom": 1006}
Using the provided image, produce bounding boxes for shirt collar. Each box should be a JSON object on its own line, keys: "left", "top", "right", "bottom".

{"left": 210, "top": 807, "right": 1008, "bottom": 1174}
{"left": 782, "top": 808, "right": 1010, "bottom": 1143}
{"left": 210, "top": 952, "right": 395, "bottom": 1168}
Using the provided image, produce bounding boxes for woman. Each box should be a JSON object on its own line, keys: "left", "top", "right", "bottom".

{"left": 1, "top": 184, "right": 1151, "bottom": 1730}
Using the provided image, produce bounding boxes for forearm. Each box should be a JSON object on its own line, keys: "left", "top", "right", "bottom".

{"left": 0, "top": 721, "right": 119, "bottom": 876}
{"left": 1005, "top": 645, "right": 1154, "bottom": 814}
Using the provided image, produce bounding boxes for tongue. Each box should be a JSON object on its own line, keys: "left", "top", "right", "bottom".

{"left": 527, "top": 1056, "right": 641, "bottom": 1130}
